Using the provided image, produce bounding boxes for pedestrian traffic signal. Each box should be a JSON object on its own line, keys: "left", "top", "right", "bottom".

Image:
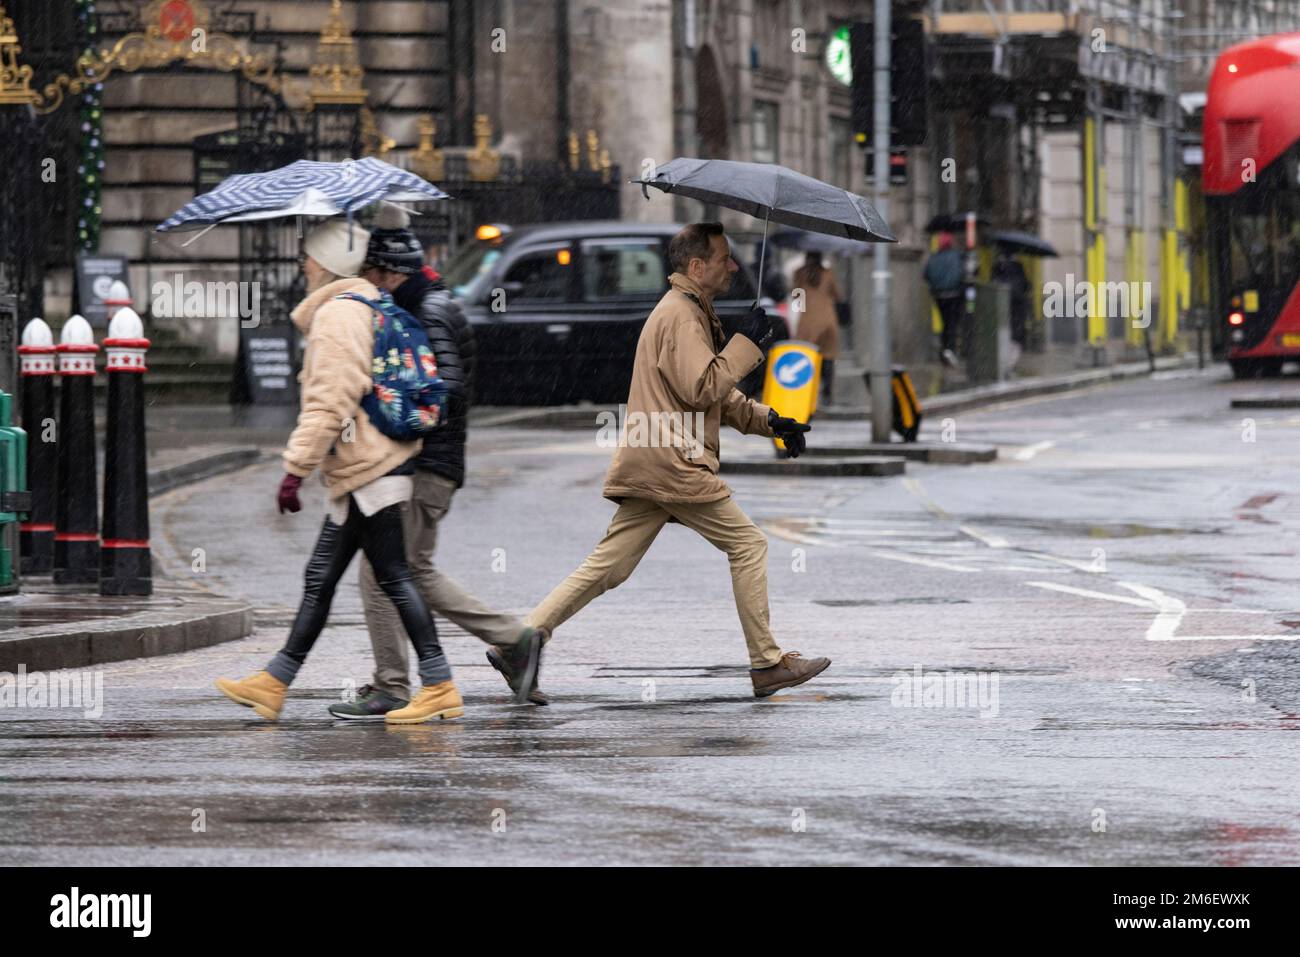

{"left": 850, "top": 18, "right": 929, "bottom": 148}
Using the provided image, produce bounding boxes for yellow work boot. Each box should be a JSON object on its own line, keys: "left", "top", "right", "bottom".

{"left": 384, "top": 681, "right": 464, "bottom": 724}
{"left": 215, "top": 671, "right": 287, "bottom": 720}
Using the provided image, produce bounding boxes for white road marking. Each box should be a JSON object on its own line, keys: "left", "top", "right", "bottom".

{"left": 959, "top": 525, "right": 1010, "bottom": 548}
{"left": 1010, "top": 440, "right": 1055, "bottom": 461}
{"left": 1023, "top": 580, "right": 1157, "bottom": 608}
{"left": 1117, "top": 581, "right": 1184, "bottom": 640}
{"left": 871, "top": 550, "right": 981, "bottom": 573}
{"left": 790, "top": 469, "right": 1299, "bottom": 642}
{"left": 813, "top": 527, "right": 952, "bottom": 539}
{"left": 1026, "top": 580, "right": 1298, "bottom": 641}
{"left": 1116, "top": 581, "right": 1298, "bottom": 641}
{"left": 816, "top": 517, "right": 940, "bottom": 526}
{"left": 1038, "top": 554, "right": 1106, "bottom": 574}
{"left": 765, "top": 527, "right": 832, "bottom": 547}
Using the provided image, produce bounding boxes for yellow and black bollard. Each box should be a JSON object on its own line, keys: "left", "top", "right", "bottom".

{"left": 760, "top": 340, "right": 821, "bottom": 456}
{"left": 863, "top": 366, "right": 923, "bottom": 443}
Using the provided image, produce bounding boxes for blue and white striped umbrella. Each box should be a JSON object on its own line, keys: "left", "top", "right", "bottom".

{"left": 156, "top": 157, "right": 449, "bottom": 231}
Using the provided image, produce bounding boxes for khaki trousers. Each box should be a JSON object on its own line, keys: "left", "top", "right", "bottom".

{"left": 526, "top": 496, "right": 783, "bottom": 669}
{"left": 360, "top": 471, "right": 525, "bottom": 698}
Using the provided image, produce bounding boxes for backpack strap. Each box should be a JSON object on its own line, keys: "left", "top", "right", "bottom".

{"left": 334, "top": 292, "right": 381, "bottom": 309}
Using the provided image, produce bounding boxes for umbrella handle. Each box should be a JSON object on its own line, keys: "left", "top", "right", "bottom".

{"left": 180, "top": 222, "right": 220, "bottom": 248}
{"left": 752, "top": 207, "right": 771, "bottom": 310}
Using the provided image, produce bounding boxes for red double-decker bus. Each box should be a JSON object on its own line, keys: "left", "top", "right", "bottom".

{"left": 1203, "top": 33, "right": 1300, "bottom": 378}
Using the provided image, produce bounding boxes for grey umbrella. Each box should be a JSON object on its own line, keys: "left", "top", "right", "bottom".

{"left": 632, "top": 157, "right": 894, "bottom": 299}
{"left": 770, "top": 227, "right": 873, "bottom": 256}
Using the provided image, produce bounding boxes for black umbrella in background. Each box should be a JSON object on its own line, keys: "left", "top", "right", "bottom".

{"left": 989, "top": 230, "right": 1059, "bottom": 257}
{"left": 632, "top": 157, "right": 895, "bottom": 302}
{"left": 925, "top": 211, "right": 989, "bottom": 234}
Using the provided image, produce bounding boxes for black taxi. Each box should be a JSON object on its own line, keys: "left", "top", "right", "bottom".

{"left": 439, "top": 221, "right": 786, "bottom": 405}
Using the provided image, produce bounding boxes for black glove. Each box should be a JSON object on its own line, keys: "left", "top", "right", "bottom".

{"left": 735, "top": 307, "right": 774, "bottom": 350}
{"left": 768, "top": 409, "right": 811, "bottom": 458}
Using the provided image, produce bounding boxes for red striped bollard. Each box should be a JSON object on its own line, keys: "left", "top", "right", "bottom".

{"left": 100, "top": 307, "right": 151, "bottom": 596}
{"left": 53, "top": 315, "right": 99, "bottom": 585}
{"left": 18, "top": 318, "right": 57, "bottom": 574}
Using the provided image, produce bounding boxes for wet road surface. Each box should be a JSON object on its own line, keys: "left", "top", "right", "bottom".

{"left": 3, "top": 366, "right": 1300, "bottom": 865}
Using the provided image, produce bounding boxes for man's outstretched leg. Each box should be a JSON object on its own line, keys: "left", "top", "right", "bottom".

{"left": 527, "top": 498, "right": 668, "bottom": 634}
{"left": 497, "top": 499, "right": 666, "bottom": 702}
{"left": 347, "top": 472, "right": 542, "bottom": 715}
{"left": 666, "top": 496, "right": 831, "bottom": 697}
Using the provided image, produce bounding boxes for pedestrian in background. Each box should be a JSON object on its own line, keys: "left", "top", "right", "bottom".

{"left": 214, "top": 219, "right": 463, "bottom": 725}
{"left": 791, "top": 251, "right": 844, "bottom": 405}
{"left": 924, "top": 231, "right": 965, "bottom": 368}
{"left": 992, "top": 245, "right": 1031, "bottom": 366}
{"left": 327, "top": 204, "right": 543, "bottom": 718}
{"left": 523, "top": 223, "right": 831, "bottom": 701}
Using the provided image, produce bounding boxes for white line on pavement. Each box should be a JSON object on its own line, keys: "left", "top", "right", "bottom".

{"left": 1037, "top": 554, "right": 1106, "bottom": 574}
{"left": 1116, "top": 581, "right": 1299, "bottom": 641}
{"left": 959, "top": 525, "right": 1011, "bottom": 548}
{"left": 1025, "top": 580, "right": 1298, "bottom": 641}
{"left": 1117, "top": 581, "right": 1184, "bottom": 639}
{"left": 1011, "top": 440, "right": 1056, "bottom": 461}
{"left": 1023, "top": 580, "right": 1157, "bottom": 608}
{"left": 872, "top": 550, "right": 981, "bottom": 573}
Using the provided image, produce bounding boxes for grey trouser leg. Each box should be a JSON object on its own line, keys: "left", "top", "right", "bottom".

{"left": 359, "top": 471, "right": 526, "bottom": 698}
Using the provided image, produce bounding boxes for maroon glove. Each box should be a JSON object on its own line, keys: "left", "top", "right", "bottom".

{"left": 277, "top": 474, "right": 303, "bottom": 514}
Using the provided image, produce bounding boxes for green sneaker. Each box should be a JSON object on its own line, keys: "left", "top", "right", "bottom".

{"left": 328, "top": 684, "right": 408, "bottom": 720}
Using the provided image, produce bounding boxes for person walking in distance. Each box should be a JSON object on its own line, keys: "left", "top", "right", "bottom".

{"left": 791, "top": 252, "right": 845, "bottom": 405}
{"left": 511, "top": 223, "right": 832, "bottom": 702}
{"left": 327, "top": 205, "right": 544, "bottom": 718}
{"left": 214, "top": 219, "right": 466, "bottom": 724}
{"left": 924, "top": 232, "right": 965, "bottom": 368}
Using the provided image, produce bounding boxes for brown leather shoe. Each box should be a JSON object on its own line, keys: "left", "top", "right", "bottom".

{"left": 750, "top": 652, "right": 831, "bottom": 698}
{"left": 487, "top": 627, "right": 549, "bottom": 704}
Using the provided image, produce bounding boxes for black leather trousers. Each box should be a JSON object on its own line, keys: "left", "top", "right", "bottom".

{"left": 272, "top": 497, "right": 450, "bottom": 687}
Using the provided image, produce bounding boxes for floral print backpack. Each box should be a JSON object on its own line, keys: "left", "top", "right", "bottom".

{"left": 336, "top": 291, "right": 448, "bottom": 440}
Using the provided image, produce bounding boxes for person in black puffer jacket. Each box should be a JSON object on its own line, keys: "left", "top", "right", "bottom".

{"left": 398, "top": 264, "right": 474, "bottom": 486}
{"left": 328, "top": 205, "right": 546, "bottom": 720}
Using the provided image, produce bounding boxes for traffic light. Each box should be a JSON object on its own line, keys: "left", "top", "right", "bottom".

{"left": 850, "top": 18, "right": 929, "bottom": 148}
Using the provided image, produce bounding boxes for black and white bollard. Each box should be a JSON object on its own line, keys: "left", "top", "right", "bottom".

{"left": 18, "top": 318, "right": 57, "bottom": 575}
{"left": 53, "top": 315, "right": 99, "bottom": 585}
{"left": 100, "top": 307, "right": 151, "bottom": 596}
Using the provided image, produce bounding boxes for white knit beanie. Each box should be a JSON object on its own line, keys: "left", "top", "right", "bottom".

{"left": 373, "top": 202, "right": 410, "bottom": 230}
{"left": 303, "top": 219, "right": 371, "bottom": 278}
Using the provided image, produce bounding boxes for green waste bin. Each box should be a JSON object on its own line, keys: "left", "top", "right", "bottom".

{"left": 967, "top": 282, "right": 1011, "bottom": 385}
{"left": 0, "top": 390, "right": 31, "bottom": 593}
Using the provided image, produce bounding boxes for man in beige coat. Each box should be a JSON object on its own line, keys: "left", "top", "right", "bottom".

{"left": 517, "top": 223, "right": 831, "bottom": 700}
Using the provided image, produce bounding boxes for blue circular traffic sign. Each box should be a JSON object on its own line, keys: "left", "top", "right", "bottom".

{"left": 772, "top": 350, "right": 814, "bottom": 389}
